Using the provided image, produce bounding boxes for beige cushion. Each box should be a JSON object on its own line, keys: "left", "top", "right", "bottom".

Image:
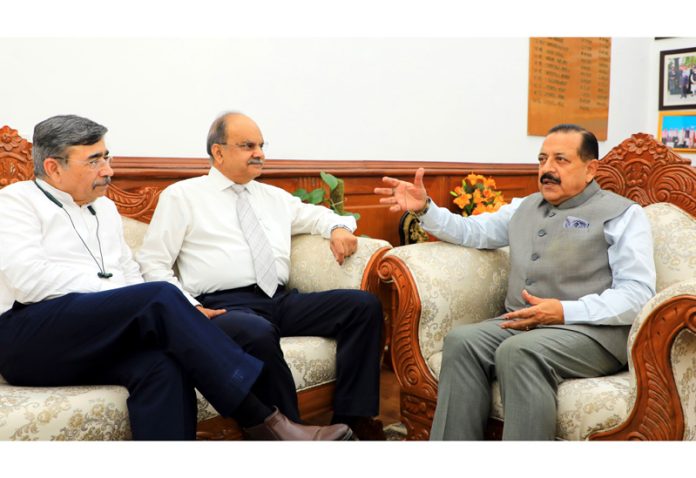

{"left": 429, "top": 352, "right": 632, "bottom": 441}
{"left": 644, "top": 203, "right": 696, "bottom": 292}
{"left": 0, "top": 336, "right": 337, "bottom": 440}
{"left": 385, "top": 242, "right": 509, "bottom": 375}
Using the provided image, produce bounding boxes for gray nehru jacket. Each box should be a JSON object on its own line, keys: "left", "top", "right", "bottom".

{"left": 506, "top": 180, "right": 635, "bottom": 363}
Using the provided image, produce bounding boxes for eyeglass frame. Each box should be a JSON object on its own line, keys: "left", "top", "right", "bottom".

{"left": 50, "top": 154, "right": 114, "bottom": 170}
{"left": 217, "top": 141, "right": 266, "bottom": 152}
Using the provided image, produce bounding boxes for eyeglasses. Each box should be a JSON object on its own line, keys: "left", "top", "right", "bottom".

{"left": 219, "top": 141, "right": 266, "bottom": 152}
{"left": 52, "top": 155, "right": 113, "bottom": 170}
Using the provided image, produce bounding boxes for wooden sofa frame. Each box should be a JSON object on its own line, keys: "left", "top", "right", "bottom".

{"left": 378, "top": 133, "right": 696, "bottom": 440}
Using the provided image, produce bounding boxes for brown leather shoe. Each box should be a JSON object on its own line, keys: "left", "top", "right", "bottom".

{"left": 243, "top": 408, "right": 354, "bottom": 441}
{"left": 349, "top": 417, "right": 386, "bottom": 441}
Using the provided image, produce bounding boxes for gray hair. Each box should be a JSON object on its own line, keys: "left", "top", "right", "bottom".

{"left": 32, "top": 115, "right": 108, "bottom": 177}
{"left": 206, "top": 111, "right": 243, "bottom": 160}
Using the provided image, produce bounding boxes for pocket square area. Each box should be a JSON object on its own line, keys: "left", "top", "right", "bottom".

{"left": 564, "top": 216, "right": 590, "bottom": 229}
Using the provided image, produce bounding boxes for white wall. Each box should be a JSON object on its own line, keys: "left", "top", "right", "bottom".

{"left": 0, "top": 37, "right": 672, "bottom": 163}
{"left": 647, "top": 37, "right": 696, "bottom": 164}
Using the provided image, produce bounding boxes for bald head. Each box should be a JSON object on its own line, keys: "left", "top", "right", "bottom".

{"left": 207, "top": 112, "right": 266, "bottom": 184}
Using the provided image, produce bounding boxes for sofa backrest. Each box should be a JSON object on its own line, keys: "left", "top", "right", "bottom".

{"left": 122, "top": 216, "right": 149, "bottom": 254}
{"left": 643, "top": 203, "right": 696, "bottom": 293}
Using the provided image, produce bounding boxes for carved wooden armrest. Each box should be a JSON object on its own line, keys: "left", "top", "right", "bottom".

{"left": 378, "top": 242, "right": 509, "bottom": 439}
{"left": 591, "top": 279, "right": 696, "bottom": 440}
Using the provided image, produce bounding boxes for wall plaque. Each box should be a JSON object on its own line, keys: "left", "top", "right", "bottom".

{"left": 528, "top": 37, "right": 611, "bottom": 140}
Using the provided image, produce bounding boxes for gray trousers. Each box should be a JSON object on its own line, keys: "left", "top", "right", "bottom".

{"left": 429, "top": 319, "right": 623, "bottom": 440}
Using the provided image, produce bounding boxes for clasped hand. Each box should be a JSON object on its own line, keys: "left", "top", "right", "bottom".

{"left": 500, "top": 290, "right": 564, "bottom": 330}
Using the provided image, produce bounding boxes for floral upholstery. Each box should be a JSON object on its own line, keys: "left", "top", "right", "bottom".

{"left": 289, "top": 235, "right": 390, "bottom": 292}
{"left": 643, "top": 203, "right": 696, "bottom": 292}
{"left": 385, "top": 241, "right": 509, "bottom": 375}
{"left": 398, "top": 202, "right": 696, "bottom": 440}
{"left": 0, "top": 217, "right": 387, "bottom": 440}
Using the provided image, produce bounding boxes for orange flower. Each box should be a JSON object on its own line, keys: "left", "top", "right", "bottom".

{"left": 450, "top": 173, "right": 507, "bottom": 217}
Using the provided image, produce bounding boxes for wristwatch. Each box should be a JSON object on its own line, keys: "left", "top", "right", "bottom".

{"left": 412, "top": 197, "right": 432, "bottom": 218}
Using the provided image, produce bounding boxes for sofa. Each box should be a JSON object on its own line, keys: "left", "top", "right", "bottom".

{"left": 0, "top": 125, "right": 392, "bottom": 440}
{"left": 378, "top": 133, "right": 696, "bottom": 440}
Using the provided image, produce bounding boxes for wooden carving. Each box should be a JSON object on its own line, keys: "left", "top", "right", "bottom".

{"left": 378, "top": 254, "right": 438, "bottom": 440}
{"left": 106, "top": 184, "right": 163, "bottom": 223}
{"left": 595, "top": 132, "right": 696, "bottom": 216}
{"left": 0, "top": 125, "right": 35, "bottom": 186}
{"left": 591, "top": 296, "right": 696, "bottom": 440}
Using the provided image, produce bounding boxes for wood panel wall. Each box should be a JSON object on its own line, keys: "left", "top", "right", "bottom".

{"left": 111, "top": 157, "right": 539, "bottom": 246}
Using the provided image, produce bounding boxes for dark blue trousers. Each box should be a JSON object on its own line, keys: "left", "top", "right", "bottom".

{"left": 197, "top": 286, "right": 383, "bottom": 422}
{"left": 0, "top": 282, "right": 263, "bottom": 440}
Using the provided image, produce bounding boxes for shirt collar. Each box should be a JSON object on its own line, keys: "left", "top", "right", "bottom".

{"left": 34, "top": 178, "right": 82, "bottom": 208}
{"left": 207, "top": 166, "right": 254, "bottom": 192}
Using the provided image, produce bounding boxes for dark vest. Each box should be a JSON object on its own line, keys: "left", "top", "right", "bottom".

{"left": 506, "top": 181, "right": 635, "bottom": 363}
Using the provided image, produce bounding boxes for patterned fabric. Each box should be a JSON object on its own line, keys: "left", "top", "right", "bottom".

{"left": 643, "top": 203, "right": 696, "bottom": 292}
{"left": 403, "top": 202, "right": 696, "bottom": 440}
{"left": 0, "top": 219, "right": 386, "bottom": 440}
{"left": 385, "top": 242, "right": 509, "bottom": 375}
{"left": 288, "top": 235, "right": 390, "bottom": 292}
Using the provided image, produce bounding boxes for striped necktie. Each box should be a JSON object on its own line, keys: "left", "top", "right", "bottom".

{"left": 232, "top": 184, "right": 279, "bottom": 297}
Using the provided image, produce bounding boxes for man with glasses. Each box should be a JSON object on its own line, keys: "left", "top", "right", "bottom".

{"left": 136, "top": 112, "right": 386, "bottom": 440}
{"left": 0, "top": 114, "right": 354, "bottom": 441}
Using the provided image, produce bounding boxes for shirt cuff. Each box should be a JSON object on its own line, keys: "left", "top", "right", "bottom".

{"left": 561, "top": 300, "right": 589, "bottom": 324}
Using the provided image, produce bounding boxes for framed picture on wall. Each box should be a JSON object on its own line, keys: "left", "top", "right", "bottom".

{"left": 659, "top": 47, "right": 696, "bottom": 110}
{"left": 658, "top": 111, "right": 696, "bottom": 152}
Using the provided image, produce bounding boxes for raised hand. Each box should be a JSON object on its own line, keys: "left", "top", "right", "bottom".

{"left": 374, "top": 167, "right": 428, "bottom": 213}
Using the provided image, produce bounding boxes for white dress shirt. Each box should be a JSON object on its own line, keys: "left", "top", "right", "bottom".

{"left": 136, "top": 167, "right": 357, "bottom": 306}
{"left": 0, "top": 179, "right": 144, "bottom": 315}
{"left": 419, "top": 196, "right": 656, "bottom": 326}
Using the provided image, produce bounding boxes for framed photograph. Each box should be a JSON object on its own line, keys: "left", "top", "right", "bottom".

{"left": 659, "top": 47, "right": 696, "bottom": 110}
{"left": 658, "top": 111, "right": 696, "bottom": 152}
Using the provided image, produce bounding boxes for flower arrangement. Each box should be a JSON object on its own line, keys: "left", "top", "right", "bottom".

{"left": 450, "top": 173, "right": 507, "bottom": 216}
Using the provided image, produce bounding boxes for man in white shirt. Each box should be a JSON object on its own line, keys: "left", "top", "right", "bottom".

{"left": 0, "top": 114, "right": 354, "bottom": 441}
{"left": 136, "top": 112, "right": 385, "bottom": 440}
{"left": 375, "top": 124, "right": 656, "bottom": 440}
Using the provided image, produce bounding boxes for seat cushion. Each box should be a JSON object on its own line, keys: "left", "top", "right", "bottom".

{"left": 429, "top": 352, "right": 632, "bottom": 440}
{"left": 0, "top": 336, "right": 336, "bottom": 440}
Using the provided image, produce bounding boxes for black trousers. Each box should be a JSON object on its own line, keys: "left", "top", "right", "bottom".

{"left": 197, "top": 285, "right": 383, "bottom": 421}
{"left": 0, "top": 282, "right": 263, "bottom": 440}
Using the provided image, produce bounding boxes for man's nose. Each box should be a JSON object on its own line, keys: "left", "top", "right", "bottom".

{"left": 100, "top": 161, "right": 114, "bottom": 176}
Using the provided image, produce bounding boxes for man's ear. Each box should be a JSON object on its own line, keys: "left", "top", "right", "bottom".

{"left": 210, "top": 144, "right": 224, "bottom": 166}
{"left": 43, "top": 158, "right": 63, "bottom": 180}
{"left": 585, "top": 158, "right": 599, "bottom": 183}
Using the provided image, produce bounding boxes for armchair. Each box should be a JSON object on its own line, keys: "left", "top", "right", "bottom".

{"left": 0, "top": 125, "right": 391, "bottom": 440}
{"left": 379, "top": 133, "right": 696, "bottom": 440}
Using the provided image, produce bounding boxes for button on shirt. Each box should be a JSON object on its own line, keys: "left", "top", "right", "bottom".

{"left": 136, "top": 167, "right": 357, "bottom": 305}
{"left": 418, "top": 196, "right": 656, "bottom": 325}
{"left": 0, "top": 179, "right": 144, "bottom": 315}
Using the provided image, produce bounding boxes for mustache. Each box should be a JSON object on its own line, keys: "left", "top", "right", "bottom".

{"left": 92, "top": 176, "right": 112, "bottom": 188}
{"left": 247, "top": 158, "right": 264, "bottom": 166}
{"left": 540, "top": 173, "right": 560, "bottom": 185}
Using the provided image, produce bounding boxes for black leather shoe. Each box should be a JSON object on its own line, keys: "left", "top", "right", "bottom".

{"left": 243, "top": 408, "right": 354, "bottom": 441}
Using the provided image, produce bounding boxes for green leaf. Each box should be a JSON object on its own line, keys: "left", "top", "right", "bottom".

{"left": 307, "top": 188, "right": 326, "bottom": 204}
{"left": 449, "top": 191, "right": 458, "bottom": 197}
{"left": 292, "top": 188, "right": 309, "bottom": 200}
{"left": 320, "top": 171, "right": 339, "bottom": 191}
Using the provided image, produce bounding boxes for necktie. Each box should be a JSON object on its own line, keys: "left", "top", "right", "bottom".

{"left": 232, "top": 184, "right": 279, "bottom": 297}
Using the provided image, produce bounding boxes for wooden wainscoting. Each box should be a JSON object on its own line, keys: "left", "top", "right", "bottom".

{"left": 110, "top": 157, "right": 539, "bottom": 244}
